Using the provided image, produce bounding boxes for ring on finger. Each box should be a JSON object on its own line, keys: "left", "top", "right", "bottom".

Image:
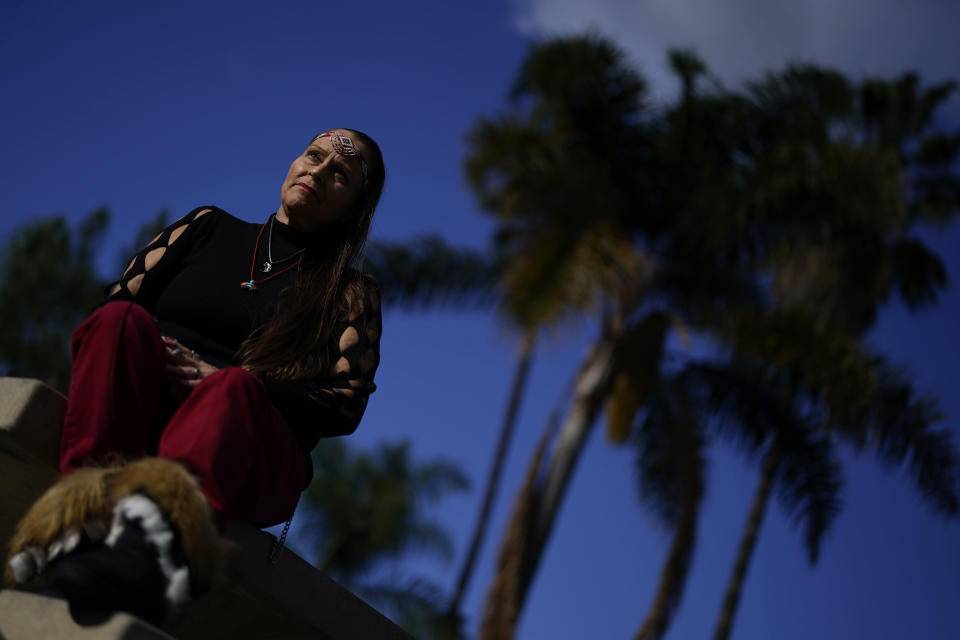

{"left": 194, "top": 366, "right": 201, "bottom": 379}
{"left": 191, "top": 350, "right": 199, "bottom": 359}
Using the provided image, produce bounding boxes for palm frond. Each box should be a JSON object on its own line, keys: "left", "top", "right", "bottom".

{"left": 889, "top": 238, "right": 948, "bottom": 308}
{"left": 632, "top": 374, "right": 706, "bottom": 640}
{"left": 365, "top": 236, "right": 499, "bottom": 310}
{"left": 635, "top": 376, "right": 707, "bottom": 527}
{"left": 860, "top": 367, "right": 960, "bottom": 515}
{"left": 772, "top": 426, "right": 843, "bottom": 564}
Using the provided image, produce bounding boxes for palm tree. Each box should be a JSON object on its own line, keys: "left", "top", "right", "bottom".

{"left": 479, "top": 409, "right": 559, "bottom": 640}
{"left": 631, "top": 356, "right": 841, "bottom": 640}
{"left": 708, "top": 320, "right": 959, "bottom": 640}
{"left": 469, "top": 37, "right": 785, "bottom": 638}
{"left": 0, "top": 210, "right": 109, "bottom": 391}
{"left": 0, "top": 209, "right": 172, "bottom": 393}
{"left": 466, "top": 36, "right": 695, "bottom": 637}
{"left": 703, "top": 65, "right": 960, "bottom": 640}
{"left": 470, "top": 37, "right": 960, "bottom": 640}
{"left": 617, "top": 55, "right": 960, "bottom": 640}
{"left": 372, "top": 33, "right": 662, "bottom": 626}
{"left": 298, "top": 438, "right": 469, "bottom": 635}
{"left": 682, "top": 360, "right": 845, "bottom": 640}
{"left": 302, "top": 439, "right": 469, "bottom": 579}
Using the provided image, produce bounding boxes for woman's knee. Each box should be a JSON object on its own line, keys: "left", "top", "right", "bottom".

{"left": 71, "top": 302, "right": 159, "bottom": 359}
{"left": 197, "top": 367, "right": 269, "bottom": 406}
{"left": 204, "top": 366, "right": 259, "bottom": 389}
{"left": 81, "top": 301, "right": 155, "bottom": 334}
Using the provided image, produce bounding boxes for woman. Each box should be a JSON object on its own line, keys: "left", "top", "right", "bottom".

{"left": 5, "top": 129, "right": 385, "bottom": 624}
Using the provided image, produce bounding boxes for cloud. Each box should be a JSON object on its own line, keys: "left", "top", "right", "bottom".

{"left": 511, "top": 0, "right": 960, "bottom": 102}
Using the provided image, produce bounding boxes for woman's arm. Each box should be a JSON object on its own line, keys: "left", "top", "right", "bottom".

{"left": 261, "top": 277, "right": 383, "bottom": 444}
{"left": 107, "top": 206, "right": 218, "bottom": 312}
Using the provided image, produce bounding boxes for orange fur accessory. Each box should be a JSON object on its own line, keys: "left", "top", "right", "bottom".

{"left": 4, "top": 457, "right": 229, "bottom": 596}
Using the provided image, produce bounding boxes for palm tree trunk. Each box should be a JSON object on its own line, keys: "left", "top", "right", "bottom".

{"left": 712, "top": 443, "right": 781, "bottom": 640}
{"left": 479, "top": 411, "right": 558, "bottom": 640}
{"left": 448, "top": 330, "right": 536, "bottom": 615}
{"left": 478, "top": 334, "right": 618, "bottom": 637}
{"left": 524, "top": 334, "right": 618, "bottom": 601}
{"left": 634, "top": 449, "right": 704, "bottom": 640}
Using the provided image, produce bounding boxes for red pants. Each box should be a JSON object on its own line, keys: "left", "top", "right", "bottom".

{"left": 60, "top": 301, "right": 305, "bottom": 527}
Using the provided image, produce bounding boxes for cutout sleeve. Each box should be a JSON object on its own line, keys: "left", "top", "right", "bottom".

{"left": 261, "top": 275, "right": 383, "bottom": 448}
{"left": 107, "top": 207, "right": 217, "bottom": 313}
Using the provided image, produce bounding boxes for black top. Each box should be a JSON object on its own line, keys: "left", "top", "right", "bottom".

{"left": 107, "top": 206, "right": 382, "bottom": 481}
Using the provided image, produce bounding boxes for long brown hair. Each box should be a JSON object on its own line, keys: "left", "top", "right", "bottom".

{"left": 237, "top": 129, "right": 385, "bottom": 380}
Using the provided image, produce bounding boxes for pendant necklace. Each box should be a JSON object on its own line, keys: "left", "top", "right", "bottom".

{"left": 261, "top": 215, "right": 306, "bottom": 273}
{"left": 241, "top": 215, "right": 306, "bottom": 291}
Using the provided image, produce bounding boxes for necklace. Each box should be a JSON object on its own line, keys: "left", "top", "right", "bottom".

{"left": 261, "top": 215, "right": 306, "bottom": 273}
{"left": 241, "top": 215, "right": 305, "bottom": 291}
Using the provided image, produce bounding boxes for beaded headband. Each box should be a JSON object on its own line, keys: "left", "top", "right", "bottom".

{"left": 313, "top": 131, "right": 369, "bottom": 190}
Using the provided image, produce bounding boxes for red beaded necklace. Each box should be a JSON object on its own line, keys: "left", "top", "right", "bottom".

{"left": 240, "top": 217, "right": 303, "bottom": 291}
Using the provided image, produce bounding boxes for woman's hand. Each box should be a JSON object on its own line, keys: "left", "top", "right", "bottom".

{"left": 162, "top": 335, "right": 219, "bottom": 393}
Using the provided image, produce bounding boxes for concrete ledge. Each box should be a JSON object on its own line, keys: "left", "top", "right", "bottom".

{"left": 0, "top": 590, "right": 174, "bottom": 640}
{"left": 0, "top": 377, "right": 411, "bottom": 640}
{"left": 0, "top": 377, "right": 66, "bottom": 469}
{"left": 166, "top": 522, "right": 410, "bottom": 639}
{"left": 0, "top": 431, "right": 62, "bottom": 559}
{"left": 0, "top": 378, "right": 66, "bottom": 563}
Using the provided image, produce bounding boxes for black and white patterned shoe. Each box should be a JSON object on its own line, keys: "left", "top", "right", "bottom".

{"left": 22, "top": 493, "right": 191, "bottom": 626}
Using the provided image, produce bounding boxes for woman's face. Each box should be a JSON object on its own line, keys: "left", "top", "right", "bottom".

{"left": 277, "top": 130, "right": 370, "bottom": 232}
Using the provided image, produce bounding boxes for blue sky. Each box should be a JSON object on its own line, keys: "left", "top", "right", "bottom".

{"left": 1, "top": 1, "right": 958, "bottom": 638}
